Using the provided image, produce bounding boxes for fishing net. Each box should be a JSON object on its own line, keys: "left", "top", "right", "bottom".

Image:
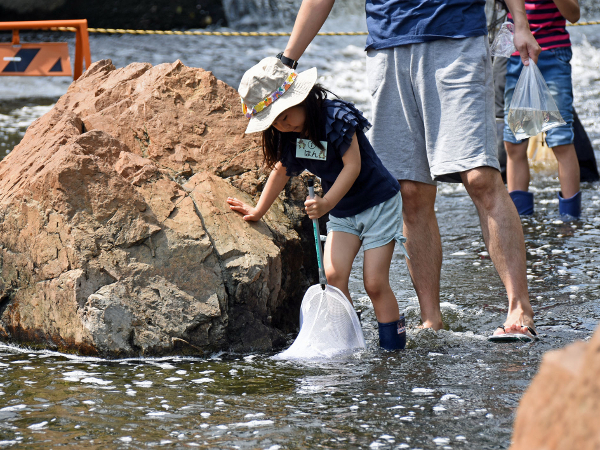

{"left": 273, "top": 284, "right": 366, "bottom": 360}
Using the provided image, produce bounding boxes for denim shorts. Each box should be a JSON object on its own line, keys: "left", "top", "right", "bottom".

{"left": 503, "top": 47, "right": 574, "bottom": 147}
{"left": 326, "top": 192, "right": 406, "bottom": 252}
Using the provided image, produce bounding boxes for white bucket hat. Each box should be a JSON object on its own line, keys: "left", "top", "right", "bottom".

{"left": 238, "top": 57, "right": 317, "bottom": 134}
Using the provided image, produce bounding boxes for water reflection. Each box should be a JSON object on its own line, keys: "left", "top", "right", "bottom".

{"left": 0, "top": 7, "right": 599, "bottom": 450}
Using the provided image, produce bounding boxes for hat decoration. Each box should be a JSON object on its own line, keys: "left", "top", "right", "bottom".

{"left": 241, "top": 72, "right": 298, "bottom": 118}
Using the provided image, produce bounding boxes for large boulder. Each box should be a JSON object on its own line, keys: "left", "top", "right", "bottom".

{"left": 0, "top": 59, "right": 319, "bottom": 357}
{"left": 509, "top": 326, "right": 600, "bottom": 450}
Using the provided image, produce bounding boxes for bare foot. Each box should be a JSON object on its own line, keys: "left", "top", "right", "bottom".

{"left": 492, "top": 309, "right": 537, "bottom": 338}
{"left": 417, "top": 319, "right": 444, "bottom": 331}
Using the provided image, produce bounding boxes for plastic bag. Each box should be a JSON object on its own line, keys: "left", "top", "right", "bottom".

{"left": 507, "top": 60, "right": 566, "bottom": 140}
{"left": 490, "top": 22, "right": 516, "bottom": 57}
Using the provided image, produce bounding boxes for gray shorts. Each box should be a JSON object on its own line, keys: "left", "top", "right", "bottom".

{"left": 326, "top": 192, "right": 407, "bottom": 252}
{"left": 366, "top": 36, "right": 500, "bottom": 184}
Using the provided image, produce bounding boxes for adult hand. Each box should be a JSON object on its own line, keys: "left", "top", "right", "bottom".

{"left": 226, "top": 197, "right": 263, "bottom": 221}
{"left": 513, "top": 26, "right": 541, "bottom": 65}
{"left": 304, "top": 196, "right": 331, "bottom": 219}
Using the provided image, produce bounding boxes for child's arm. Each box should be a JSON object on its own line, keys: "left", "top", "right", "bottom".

{"left": 227, "top": 162, "right": 291, "bottom": 221}
{"left": 504, "top": 0, "right": 541, "bottom": 65}
{"left": 553, "top": 0, "right": 580, "bottom": 23}
{"left": 305, "top": 133, "right": 361, "bottom": 220}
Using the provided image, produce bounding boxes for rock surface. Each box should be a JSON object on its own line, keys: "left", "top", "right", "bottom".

{"left": 509, "top": 326, "right": 600, "bottom": 450}
{"left": 0, "top": 59, "right": 318, "bottom": 357}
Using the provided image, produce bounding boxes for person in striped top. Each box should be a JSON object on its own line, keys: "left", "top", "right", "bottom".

{"left": 503, "top": 0, "right": 582, "bottom": 218}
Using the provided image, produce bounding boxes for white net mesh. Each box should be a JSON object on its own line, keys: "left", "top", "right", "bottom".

{"left": 273, "top": 284, "right": 366, "bottom": 360}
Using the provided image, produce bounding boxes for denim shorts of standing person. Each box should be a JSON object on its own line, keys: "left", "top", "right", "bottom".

{"left": 277, "top": 0, "right": 542, "bottom": 342}
{"left": 503, "top": 0, "right": 582, "bottom": 218}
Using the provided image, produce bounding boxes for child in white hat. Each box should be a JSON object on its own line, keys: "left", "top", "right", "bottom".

{"left": 227, "top": 57, "right": 407, "bottom": 351}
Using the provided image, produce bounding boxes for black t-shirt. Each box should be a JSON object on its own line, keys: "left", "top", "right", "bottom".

{"left": 280, "top": 99, "right": 400, "bottom": 218}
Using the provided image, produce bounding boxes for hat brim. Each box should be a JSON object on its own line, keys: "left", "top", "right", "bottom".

{"left": 244, "top": 67, "right": 318, "bottom": 134}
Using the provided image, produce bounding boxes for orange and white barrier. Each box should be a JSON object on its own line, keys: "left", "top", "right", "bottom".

{"left": 0, "top": 20, "right": 91, "bottom": 80}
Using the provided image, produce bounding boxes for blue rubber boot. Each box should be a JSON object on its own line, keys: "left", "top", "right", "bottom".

{"left": 509, "top": 190, "right": 534, "bottom": 215}
{"left": 558, "top": 191, "right": 582, "bottom": 219}
{"left": 378, "top": 315, "right": 406, "bottom": 351}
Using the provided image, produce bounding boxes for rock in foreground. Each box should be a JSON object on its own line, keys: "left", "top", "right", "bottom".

{"left": 0, "top": 59, "right": 317, "bottom": 357}
{"left": 509, "top": 326, "right": 600, "bottom": 450}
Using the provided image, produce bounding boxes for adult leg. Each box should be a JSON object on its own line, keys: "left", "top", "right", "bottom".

{"left": 363, "top": 240, "right": 400, "bottom": 323}
{"left": 366, "top": 46, "right": 443, "bottom": 330}
{"left": 504, "top": 140, "right": 530, "bottom": 192}
{"left": 400, "top": 180, "right": 444, "bottom": 330}
{"left": 552, "top": 143, "right": 580, "bottom": 198}
{"left": 323, "top": 231, "right": 362, "bottom": 304}
{"left": 460, "top": 166, "right": 535, "bottom": 335}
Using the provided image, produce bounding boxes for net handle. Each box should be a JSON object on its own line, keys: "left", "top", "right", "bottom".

{"left": 307, "top": 178, "right": 327, "bottom": 288}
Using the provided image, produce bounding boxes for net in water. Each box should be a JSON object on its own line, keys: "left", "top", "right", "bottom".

{"left": 273, "top": 284, "right": 366, "bottom": 360}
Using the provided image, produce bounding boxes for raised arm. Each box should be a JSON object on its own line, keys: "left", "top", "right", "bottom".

{"left": 553, "top": 0, "right": 580, "bottom": 23}
{"left": 227, "top": 162, "right": 290, "bottom": 221}
{"left": 283, "top": 0, "right": 336, "bottom": 62}
{"left": 305, "top": 133, "right": 361, "bottom": 219}
{"left": 504, "top": 0, "right": 541, "bottom": 65}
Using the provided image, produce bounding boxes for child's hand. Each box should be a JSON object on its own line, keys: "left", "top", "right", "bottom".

{"left": 304, "top": 196, "right": 331, "bottom": 219}
{"left": 226, "top": 197, "right": 263, "bottom": 221}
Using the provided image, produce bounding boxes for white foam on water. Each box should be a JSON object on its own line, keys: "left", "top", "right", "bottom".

{"left": 232, "top": 420, "right": 274, "bottom": 427}
{"left": 433, "top": 437, "right": 450, "bottom": 445}
{"left": 27, "top": 421, "right": 48, "bottom": 430}
{"left": 192, "top": 378, "right": 214, "bottom": 384}
{"left": 80, "top": 377, "right": 112, "bottom": 385}
{"left": 0, "top": 405, "right": 27, "bottom": 412}
{"left": 412, "top": 388, "right": 435, "bottom": 394}
{"left": 133, "top": 380, "right": 153, "bottom": 387}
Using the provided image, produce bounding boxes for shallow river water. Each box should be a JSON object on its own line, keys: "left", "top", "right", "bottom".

{"left": 1, "top": 3, "right": 600, "bottom": 449}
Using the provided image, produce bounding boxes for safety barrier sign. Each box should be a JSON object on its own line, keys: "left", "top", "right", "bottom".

{"left": 0, "top": 20, "right": 91, "bottom": 80}
{"left": 1, "top": 42, "right": 72, "bottom": 76}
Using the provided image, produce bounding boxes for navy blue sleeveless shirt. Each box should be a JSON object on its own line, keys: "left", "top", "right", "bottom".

{"left": 365, "top": 0, "right": 488, "bottom": 50}
{"left": 280, "top": 99, "right": 400, "bottom": 218}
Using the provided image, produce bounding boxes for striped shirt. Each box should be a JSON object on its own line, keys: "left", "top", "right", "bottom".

{"left": 508, "top": 0, "right": 571, "bottom": 52}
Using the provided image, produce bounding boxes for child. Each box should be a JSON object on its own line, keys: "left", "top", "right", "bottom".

{"left": 504, "top": 0, "right": 581, "bottom": 218}
{"left": 227, "top": 57, "right": 407, "bottom": 351}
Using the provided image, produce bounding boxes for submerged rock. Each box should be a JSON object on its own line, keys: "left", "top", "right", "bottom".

{"left": 509, "top": 326, "right": 600, "bottom": 450}
{"left": 0, "top": 59, "right": 317, "bottom": 357}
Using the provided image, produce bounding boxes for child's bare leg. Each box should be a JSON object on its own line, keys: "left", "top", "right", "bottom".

{"left": 323, "top": 231, "right": 361, "bottom": 303}
{"left": 505, "top": 141, "right": 530, "bottom": 192}
{"left": 363, "top": 241, "right": 400, "bottom": 323}
{"left": 552, "top": 143, "right": 580, "bottom": 198}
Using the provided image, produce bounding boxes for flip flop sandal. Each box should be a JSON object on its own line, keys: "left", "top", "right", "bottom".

{"left": 488, "top": 325, "right": 539, "bottom": 343}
